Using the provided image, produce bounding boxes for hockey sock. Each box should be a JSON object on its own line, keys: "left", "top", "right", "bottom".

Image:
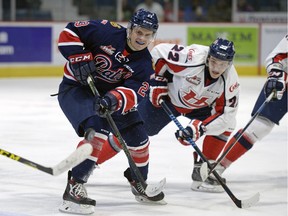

{"left": 97, "top": 134, "right": 122, "bottom": 164}
{"left": 128, "top": 140, "right": 150, "bottom": 181}
{"left": 118, "top": 123, "right": 150, "bottom": 181}
{"left": 80, "top": 134, "right": 106, "bottom": 161}
{"left": 202, "top": 132, "right": 230, "bottom": 160}
{"left": 220, "top": 129, "right": 254, "bottom": 168}
{"left": 71, "top": 159, "right": 96, "bottom": 183}
{"left": 71, "top": 134, "right": 106, "bottom": 183}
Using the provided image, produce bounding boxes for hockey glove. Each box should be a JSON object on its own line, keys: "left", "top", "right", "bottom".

{"left": 175, "top": 119, "right": 206, "bottom": 146}
{"left": 68, "top": 51, "right": 95, "bottom": 85}
{"left": 264, "top": 69, "right": 287, "bottom": 100}
{"left": 149, "top": 76, "right": 168, "bottom": 107}
{"left": 94, "top": 90, "right": 121, "bottom": 117}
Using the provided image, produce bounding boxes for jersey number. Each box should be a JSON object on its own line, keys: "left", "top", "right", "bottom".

{"left": 138, "top": 82, "right": 149, "bottom": 97}
{"left": 229, "top": 96, "right": 237, "bottom": 108}
{"left": 167, "top": 45, "right": 184, "bottom": 62}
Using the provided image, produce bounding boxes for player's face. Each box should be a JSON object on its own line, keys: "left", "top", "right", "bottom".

{"left": 127, "top": 26, "right": 155, "bottom": 51}
{"left": 208, "top": 56, "right": 231, "bottom": 79}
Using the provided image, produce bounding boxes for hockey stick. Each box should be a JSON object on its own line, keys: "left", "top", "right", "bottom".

{"left": 0, "top": 143, "right": 93, "bottom": 176}
{"left": 207, "top": 92, "right": 274, "bottom": 176}
{"left": 87, "top": 75, "right": 165, "bottom": 197}
{"left": 160, "top": 99, "right": 260, "bottom": 208}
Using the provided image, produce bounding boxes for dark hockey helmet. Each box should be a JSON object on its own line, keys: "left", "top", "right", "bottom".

{"left": 209, "top": 38, "right": 235, "bottom": 61}
{"left": 129, "top": 8, "right": 159, "bottom": 33}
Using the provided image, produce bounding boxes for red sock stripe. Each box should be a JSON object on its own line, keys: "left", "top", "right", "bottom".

{"left": 77, "top": 133, "right": 107, "bottom": 162}
{"left": 128, "top": 141, "right": 150, "bottom": 167}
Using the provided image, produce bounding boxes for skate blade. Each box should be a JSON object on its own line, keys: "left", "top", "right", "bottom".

{"left": 191, "top": 181, "right": 224, "bottom": 193}
{"left": 59, "top": 200, "right": 95, "bottom": 215}
{"left": 135, "top": 195, "right": 167, "bottom": 205}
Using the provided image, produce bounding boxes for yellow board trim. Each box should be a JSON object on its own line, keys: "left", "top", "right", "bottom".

{"left": 234, "top": 66, "right": 266, "bottom": 76}
{"left": 0, "top": 66, "right": 63, "bottom": 78}
{"left": 0, "top": 66, "right": 267, "bottom": 78}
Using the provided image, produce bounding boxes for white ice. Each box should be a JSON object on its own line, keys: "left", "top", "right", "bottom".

{"left": 0, "top": 77, "right": 287, "bottom": 216}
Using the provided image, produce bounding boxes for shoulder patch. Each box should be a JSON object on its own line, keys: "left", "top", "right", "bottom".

{"left": 229, "top": 82, "right": 240, "bottom": 92}
{"left": 74, "top": 21, "right": 89, "bottom": 27}
{"left": 110, "top": 22, "right": 122, "bottom": 29}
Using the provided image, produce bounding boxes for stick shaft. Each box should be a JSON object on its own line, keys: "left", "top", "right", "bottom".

{"left": 87, "top": 75, "right": 146, "bottom": 185}
{"left": 209, "top": 92, "right": 274, "bottom": 174}
{"left": 160, "top": 99, "right": 243, "bottom": 208}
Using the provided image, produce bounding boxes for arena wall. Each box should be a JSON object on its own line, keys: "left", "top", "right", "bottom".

{"left": 0, "top": 22, "right": 286, "bottom": 77}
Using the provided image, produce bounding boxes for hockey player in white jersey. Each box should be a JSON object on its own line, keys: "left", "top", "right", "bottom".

{"left": 97, "top": 38, "right": 239, "bottom": 193}
{"left": 214, "top": 35, "right": 287, "bottom": 173}
{"left": 138, "top": 38, "right": 239, "bottom": 193}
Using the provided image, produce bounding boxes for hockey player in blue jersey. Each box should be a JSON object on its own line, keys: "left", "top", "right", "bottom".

{"left": 57, "top": 9, "right": 165, "bottom": 214}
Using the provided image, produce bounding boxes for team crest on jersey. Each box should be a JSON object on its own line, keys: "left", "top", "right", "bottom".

{"left": 179, "top": 88, "right": 209, "bottom": 108}
{"left": 186, "top": 75, "right": 201, "bottom": 85}
{"left": 100, "top": 45, "right": 116, "bottom": 55}
{"left": 115, "top": 52, "right": 129, "bottom": 63}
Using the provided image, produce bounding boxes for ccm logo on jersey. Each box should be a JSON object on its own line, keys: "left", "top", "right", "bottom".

{"left": 229, "top": 82, "right": 239, "bottom": 92}
{"left": 69, "top": 53, "right": 93, "bottom": 63}
{"left": 186, "top": 48, "right": 195, "bottom": 62}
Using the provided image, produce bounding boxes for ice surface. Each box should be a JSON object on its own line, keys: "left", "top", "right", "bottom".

{"left": 0, "top": 77, "right": 287, "bottom": 216}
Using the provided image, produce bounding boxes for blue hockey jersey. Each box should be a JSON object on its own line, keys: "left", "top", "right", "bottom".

{"left": 58, "top": 20, "right": 154, "bottom": 114}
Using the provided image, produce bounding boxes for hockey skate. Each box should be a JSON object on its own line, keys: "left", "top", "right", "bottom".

{"left": 59, "top": 171, "right": 96, "bottom": 215}
{"left": 124, "top": 168, "right": 167, "bottom": 205}
{"left": 191, "top": 153, "right": 226, "bottom": 193}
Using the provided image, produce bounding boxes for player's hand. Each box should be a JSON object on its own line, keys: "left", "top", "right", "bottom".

{"left": 68, "top": 51, "right": 95, "bottom": 85}
{"left": 264, "top": 70, "right": 286, "bottom": 100}
{"left": 175, "top": 119, "right": 206, "bottom": 146}
{"left": 149, "top": 76, "right": 168, "bottom": 107}
{"left": 94, "top": 91, "right": 120, "bottom": 117}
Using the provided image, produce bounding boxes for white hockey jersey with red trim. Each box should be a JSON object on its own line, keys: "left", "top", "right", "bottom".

{"left": 151, "top": 43, "right": 240, "bottom": 135}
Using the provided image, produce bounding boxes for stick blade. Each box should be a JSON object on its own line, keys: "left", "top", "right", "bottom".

{"left": 51, "top": 143, "right": 93, "bottom": 176}
{"left": 145, "top": 178, "right": 166, "bottom": 197}
{"left": 199, "top": 162, "right": 208, "bottom": 181}
{"left": 240, "top": 192, "right": 260, "bottom": 208}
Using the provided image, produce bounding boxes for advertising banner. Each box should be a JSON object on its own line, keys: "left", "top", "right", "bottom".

{"left": 187, "top": 26, "right": 259, "bottom": 65}
{"left": 0, "top": 22, "right": 284, "bottom": 77}
{"left": 0, "top": 26, "right": 52, "bottom": 62}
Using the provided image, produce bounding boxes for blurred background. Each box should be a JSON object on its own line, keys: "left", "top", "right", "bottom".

{"left": 1, "top": 0, "right": 287, "bottom": 22}
{"left": 0, "top": 0, "right": 287, "bottom": 77}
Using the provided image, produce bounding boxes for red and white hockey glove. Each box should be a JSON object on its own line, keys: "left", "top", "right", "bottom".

{"left": 149, "top": 76, "right": 168, "bottom": 107}
{"left": 265, "top": 69, "right": 287, "bottom": 101}
{"left": 68, "top": 50, "right": 96, "bottom": 85}
{"left": 175, "top": 119, "right": 206, "bottom": 146}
